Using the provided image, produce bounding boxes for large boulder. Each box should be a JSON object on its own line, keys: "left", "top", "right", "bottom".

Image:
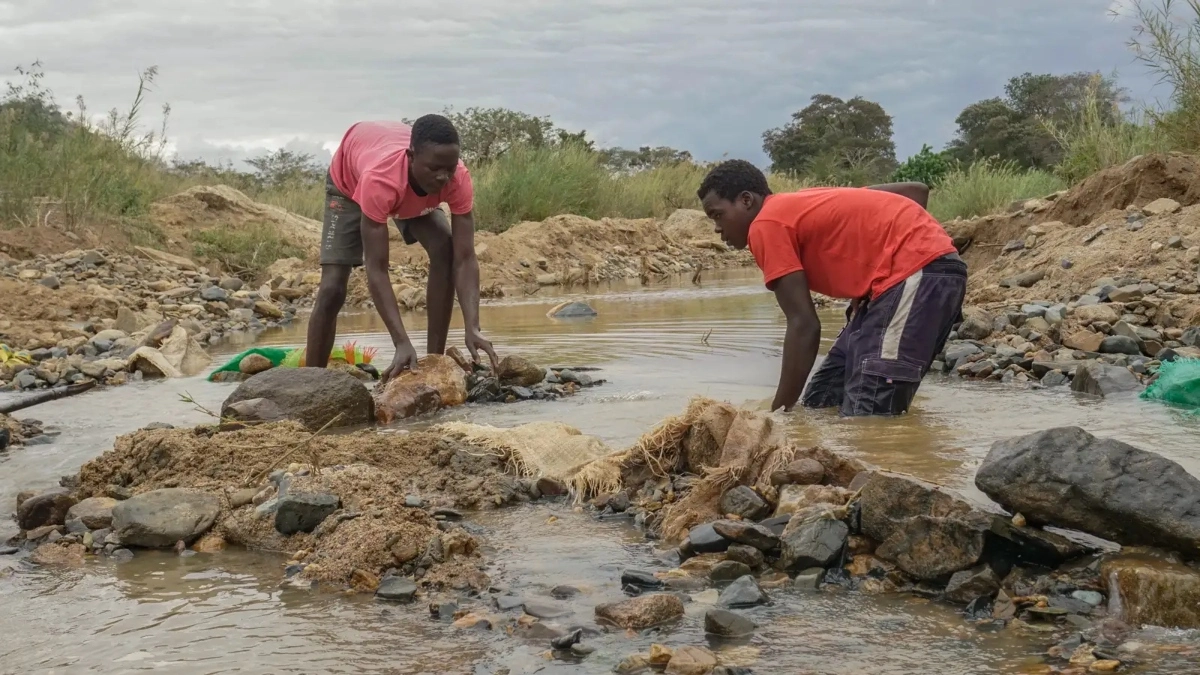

{"left": 1101, "top": 555, "right": 1200, "bottom": 629}
{"left": 976, "top": 427, "right": 1200, "bottom": 557}
{"left": 221, "top": 367, "right": 373, "bottom": 431}
{"left": 374, "top": 354, "right": 466, "bottom": 423}
{"left": 859, "top": 471, "right": 990, "bottom": 579}
{"left": 111, "top": 488, "right": 220, "bottom": 547}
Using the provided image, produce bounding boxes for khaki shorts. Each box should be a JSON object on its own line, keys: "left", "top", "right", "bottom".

{"left": 320, "top": 172, "right": 447, "bottom": 266}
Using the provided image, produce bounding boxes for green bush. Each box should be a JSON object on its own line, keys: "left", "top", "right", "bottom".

{"left": 891, "top": 144, "right": 952, "bottom": 186}
{"left": 928, "top": 157, "right": 1066, "bottom": 222}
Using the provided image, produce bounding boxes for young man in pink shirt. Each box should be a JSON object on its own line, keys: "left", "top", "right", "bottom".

{"left": 308, "top": 114, "right": 498, "bottom": 382}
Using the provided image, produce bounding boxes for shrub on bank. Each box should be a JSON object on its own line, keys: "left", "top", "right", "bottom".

{"left": 191, "top": 222, "right": 306, "bottom": 279}
{"left": 927, "top": 158, "right": 1066, "bottom": 222}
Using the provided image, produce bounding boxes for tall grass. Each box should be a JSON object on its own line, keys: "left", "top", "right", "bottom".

{"left": 1050, "top": 78, "right": 1170, "bottom": 183}
{"left": 927, "top": 158, "right": 1066, "bottom": 222}
{"left": 191, "top": 222, "right": 306, "bottom": 279}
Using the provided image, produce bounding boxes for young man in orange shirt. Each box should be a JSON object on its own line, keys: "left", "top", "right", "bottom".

{"left": 698, "top": 159, "right": 966, "bottom": 417}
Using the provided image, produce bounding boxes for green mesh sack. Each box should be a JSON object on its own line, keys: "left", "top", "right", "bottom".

{"left": 1140, "top": 358, "right": 1200, "bottom": 410}
{"left": 207, "top": 347, "right": 298, "bottom": 381}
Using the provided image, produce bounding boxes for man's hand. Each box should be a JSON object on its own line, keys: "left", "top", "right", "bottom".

{"left": 465, "top": 328, "right": 499, "bottom": 373}
{"left": 380, "top": 342, "right": 419, "bottom": 384}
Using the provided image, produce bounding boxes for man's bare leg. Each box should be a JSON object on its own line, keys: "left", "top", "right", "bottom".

{"left": 305, "top": 264, "right": 351, "bottom": 367}
{"left": 409, "top": 213, "right": 455, "bottom": 355}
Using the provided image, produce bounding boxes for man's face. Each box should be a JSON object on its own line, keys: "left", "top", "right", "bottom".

{"left": 408, "top": 143, "right": 460, "bottom": 194}
{"left": 701, "top": 190, "right": 756, "bottom": 249}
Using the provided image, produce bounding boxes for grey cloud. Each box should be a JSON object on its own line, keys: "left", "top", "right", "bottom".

{"left": 0, "top": 0, "right": 1161, "bottom": 170}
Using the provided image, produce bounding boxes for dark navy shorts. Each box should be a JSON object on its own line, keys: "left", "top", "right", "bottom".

{"left": 320, "top": 172, "right": 447, "bottom": 266}
{"left": 801, "top": 253, "right": 968, "bottom": 417}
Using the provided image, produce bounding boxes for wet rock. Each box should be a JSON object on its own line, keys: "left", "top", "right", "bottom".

{"left": 522, "top": 600, "right": 569, "bottom": 619}
{"left": 709, "top": 560, "right": 753, "bottom": 582}
{"left": 550, "top": 585, "right": 580, "bottom": 599}
{"left": 376, "top": 577, "right": 417, "bottom": 602}
{"left": 774, "top": 484, "right": 851, "bottom": 517}
{"left": 375, "top": 354, "right": 466, "bottom": 422}
{"left": 719, "top": 486, "right": 769, "bottom": 520}
{"left": 859, "top": 471, "right": 987, "bottom": 580}
{"left": 717, "top": 575, "right": 768, "bottom": 607}
{"left": 1101, "top": 555, "right": 1200, "bottom": 629}
{"left": 535, "top": 477, "right": 568, "bottom": 498}
{"left": 111, "top": 488, "right": 220, "bottom": 547}
{"left": 375, "top": 383, "right": 441, "bottom": 422}
{"left": 779, "top": 514, "right": 848, "bottom": 570}
{"left": 794, "top": 567, "right": 825, "bottom": 591}
{"left": 724, "top": 544, "right": 764, "bottom": 568}
{"left": 683, "top": 523, "right": 729, "bottom": 555}
{"left": 66, "top": 497, "right": 118, "bottom": 530}
{"left": 608, "top": 491, "right": 630, "bottom": 513}
{"left": 496, "top": 355, "right": 545, "bottom": 387}
{"left": 977, "top": 427, "right": 1200, "bottom": 557}
{"left": 704, "top": 608, "right": 755, "bottom": 637}
{"left": 16, "top": 489, "right": 77, "bottom": 530}
{"left": 547, "top": 301, "right": 598, "bottom": 319}
{"left": 664, "top": 646, "right": 717, "bottom": 675}
{"left": 712, "top": 519, "right": 779, "bottom": 552}
{"left": 621, "top": 569, "right": 664, "bottom": 590}
{"left": 1071, "top": 362, "right": 1141, "bottom": 397}
{"left": 275, "top": 493, "right": 340, "bottom": 535}
{"left": 550, "top": 628, "right": 583, "bottom": 651}
{"left": 595, "top": 593, "right": 685, "bottom": 629}
{"left": 1072, "top": 590, "right": 1103, "bottom": 606}
{"left": 944, "top": 565, "right": 1001, "bottom": 605}
{"left": 238, "top": 353, "right": 273, "bottom": 375}
{"left": 1041, "top": 371, "right": 1069, "bottom": 387}
{"left": 771, "top": 458, "right": 825, "bottom": 486}
{"left": 222, "top": 368, "right": 374, "bottom": 431}
{"left": 1100, "top": 335, "right": 1141, "bottom": 356}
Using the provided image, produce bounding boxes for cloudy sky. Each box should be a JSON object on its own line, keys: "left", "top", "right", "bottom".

{"left": 0, "top": 0, "right": 1168, "bottom": 169}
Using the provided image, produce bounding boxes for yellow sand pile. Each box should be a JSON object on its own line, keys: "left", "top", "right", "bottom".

{"left": 151, "top": 185, "right": 322, "bottom": 248}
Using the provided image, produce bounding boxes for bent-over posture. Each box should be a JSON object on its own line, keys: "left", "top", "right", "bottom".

{"left": 697, "top": 159, "right": 966, "bottom": 416}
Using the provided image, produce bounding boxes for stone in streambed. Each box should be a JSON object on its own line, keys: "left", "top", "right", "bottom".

{"left": 595, "top": 593, "right": 685, "bottom": 629}
{"left": 496, "top": 355, "right": 545, "bottom": 387}
{"left": 944, "top": 565, "right": 1001, "bottom": 604}
{"left": 222, "top": 367, "right": 373, "bottom": 431}
{"left": 779, "top": 514, "right": 848, "bottom": 570}
{"left": 709, "top": 560, "right": 753, "bottom": 582}
{"left": 724, "top": 544, "right": 764, "bottom": 568}
{"left": 547, "top": 301, "right": 598, "bottom": 319}
{"left": 66, "top": 497, "right": 118, "bottom": 530}
{"left": 111, "top": 488, "right": 220, "bottom": 548}
{"left": 719, "top": 485, "right": 769, "bottom": 520}
{"left": 770, "top": 457, "right": 826, "bottom": 486}
{"left": 376, "top": 577, "right": 418, "bottom": 602}
{"left": 704, "top": 608, "right": 756, "bottom": 637}
{"left": 274, "top": 493, "right": 340, "bottom": 535}
{"left": 682, "top": 522, "right": 729, "bottom": 556}
{"left": 976, "top": 427, "right": 1200, "bottom": 557}
{"left": 225, "top": 397, "right": 288, "bottom": 423}
{"left": 1101, "top": 554, "right": 1200, "bottom": 629}
{"left": 717, "top": 575, "right": 768, "bottom": 607}
{"left": 774, "top": 484, "right": 852, "bottom": 517}
{"left": 238, "top": 353, "right": 273, "bottom": 375}
{"left": 664, "top": 646, "right": 718, "bottom": 675}
{"left": 374, "top": 354, "right": 466, "bottom": 422}
{"left": 711, "top": 519, "right": 779, "bottom": 552}
{"left": 621, "top": 569, "right": 664, "bottom": 590}
{"left": 1070, "top": 361, "right": 1141, "bottom": 397}
{"left": 16, "top": 489, "right": 77, "bottom": 530}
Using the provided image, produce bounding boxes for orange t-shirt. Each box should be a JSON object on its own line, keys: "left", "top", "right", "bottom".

{"left": 747, "top": 187, "right": 957, "bottom": 299}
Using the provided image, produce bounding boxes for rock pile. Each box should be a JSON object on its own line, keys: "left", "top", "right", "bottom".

{"left": 0, "top": 247, "right": 304, "bottom": 390}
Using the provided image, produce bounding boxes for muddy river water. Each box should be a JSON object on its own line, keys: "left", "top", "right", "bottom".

{"left": 2, "top": 270, "right": 1199, "bottom": 674}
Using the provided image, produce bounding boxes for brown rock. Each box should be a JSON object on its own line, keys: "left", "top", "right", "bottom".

{"left": 193, "top": 532, "right": 227, "bottom": 553}
{"left": 665, "top": 646, "right": 717, "bottom": 675}
{"left": 29, "top": 542, "right": 86, "bottom": 566}
{"left": 373, "top": 354, "right": 466, "bottom": 422}
{"left": 1073, "top": 303, "right": 1120, "bottom": 325}
{"left": 790, "top": 445, "right": 869, "bottom": 487}
{"left": 1063, "top": 330, "right": 1104, "bottom": 353}
{"left": 238, "top": 353, "right": 274, "bottom": 375}
{"left": 649, "top": 644, "right": 674, "bottom": 668}
{"left": 375, "top": 383, "right": 441, "bottom": 423}
{"left": 774, "top": 484, "right": 851, "bottom": 517}
{"left": 771, "top": 458, "right": 825, "bottom": 486}
{"left": 17, "top": 489, "right": 77, "bottom": 530}
{"left": 496, "top": 355, "right": 545, "bottom": 387}
{"left": 66, "top": 497, "right": 118, "bottom": 530}
{"left": 253, "top": 300, "right": 283, "bottom": 319}
{"left": 350, "top": 568, "right": 381, "bottom": 593}
{"left": 445, "top": 345, "right": 472, "bottom": 372}
{"left": 595, "top": 593, "right": 685, "bottom": 629}
{"left": 1101, "top": 555, "right": 1200, "bottom": 629}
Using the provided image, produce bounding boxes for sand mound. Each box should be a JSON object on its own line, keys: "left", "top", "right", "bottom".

{"left": 150, "top": 185, "right": 322, "bottom": 247}
{"left": 73, "top": 421, "right": 541, "bottom": 590}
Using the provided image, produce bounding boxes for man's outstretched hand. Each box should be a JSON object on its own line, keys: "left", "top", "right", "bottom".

{"left": 380, "top": 342, "right": 419, "bottom": 384}
{"left": 465, "top": 328, "right": 500, "bottom": 373}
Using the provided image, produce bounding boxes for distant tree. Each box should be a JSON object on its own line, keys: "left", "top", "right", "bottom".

{"left": 245, "top": 149, "right": 324, "bottom": 188}
{"left": 891, "top": 144, "right": 953, "bottom": 186}
{"left": 947, "top": 71, "right": 1127, "bottom": 168}
{"left": 600, "top": 145, "right": 693, "bottom": 172}
{"left": 762, "top": 94, "right": 897, "bottom": 182}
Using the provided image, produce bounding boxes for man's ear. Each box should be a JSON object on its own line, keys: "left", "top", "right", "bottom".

{"left": 738, "top": 191, "right": 753, "bottom": 209}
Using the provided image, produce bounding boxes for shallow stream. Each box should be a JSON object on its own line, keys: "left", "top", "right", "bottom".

{"left": 2, "top": 270, "right": 1198, "bottom": 674}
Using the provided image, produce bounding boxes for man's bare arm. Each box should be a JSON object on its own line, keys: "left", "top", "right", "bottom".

{"left": 450, "top": 211, "right": 499, "bottom": 369}
{"left": 361, "top": 218, "right": 415, "bottom": 378}
{"left": 866, "top": 181, "right": 930, "bottom": 209}
{"left": 770, "top": 271, "right": 822, "bottom": 412}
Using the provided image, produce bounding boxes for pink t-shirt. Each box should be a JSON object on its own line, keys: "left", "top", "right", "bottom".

{"left": 328, "top": 120, "right": 474, "bottom": 224}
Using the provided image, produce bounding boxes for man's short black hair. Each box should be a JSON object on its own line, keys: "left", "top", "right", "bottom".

{"left": 697, "top": 159, "right": 772, "bottom": 201}
{"left": 411, "top": 114, "right": 460, "bottom": 150}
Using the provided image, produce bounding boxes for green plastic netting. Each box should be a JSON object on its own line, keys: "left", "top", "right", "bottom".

{"left": 1140, "top": 358, "right": 1200, "bottom": 410}
{"left": 207, "top": 342, "right": 378, "bottom": 381}
{"left": 207, "top": 347, "right": 297, "bottom": 381}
